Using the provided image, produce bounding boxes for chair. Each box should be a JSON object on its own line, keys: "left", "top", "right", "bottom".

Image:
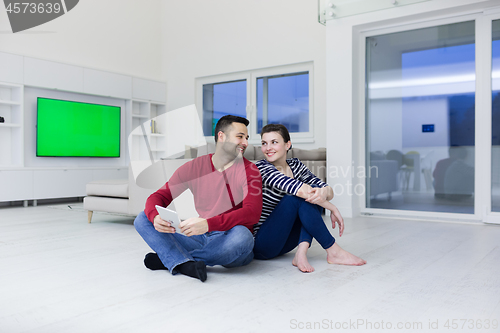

{"left": 401, "top": 151, "right": 420, "bottom": 190}
{"left": 420, "top": 151, "right": 434, "bottom": 191}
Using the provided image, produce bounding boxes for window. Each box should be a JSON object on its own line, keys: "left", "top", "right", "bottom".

{"left": 202, "top": 80, "right": 247, "bottom": 136}
{"left": 257, "top": 72, "right": 309, "bottom": 133}
{"left": 196, "top": 62, "right": 313, "bottom": 142}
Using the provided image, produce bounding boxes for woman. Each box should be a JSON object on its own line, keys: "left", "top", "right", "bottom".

{"left": 253, "top": 124, "right": 366, "bottom": 272}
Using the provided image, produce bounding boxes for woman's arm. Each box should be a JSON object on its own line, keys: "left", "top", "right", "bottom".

{"left": 318, "top": 200, "right": 344, "bottom": 237}
{"left": 305, "top": 186, "right": 333, "bottom": 204}
{"left": 296, "top": 183, "right": 313, "bottom": 199}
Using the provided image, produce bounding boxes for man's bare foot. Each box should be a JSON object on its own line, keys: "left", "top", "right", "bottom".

{"left": 292, "top": 242, "right": 314, "bottom": 273}
{"left": 326, "top": 243, "right": 366, "bottom": 266}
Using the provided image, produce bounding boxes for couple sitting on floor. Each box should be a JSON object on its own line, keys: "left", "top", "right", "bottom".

{"left": 134, "top": 115, "right": 366, "bottom": 282}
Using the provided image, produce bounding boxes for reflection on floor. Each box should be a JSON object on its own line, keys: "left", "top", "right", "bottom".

{"left": 369, "top": 191, "right": 474, "bottom": 214}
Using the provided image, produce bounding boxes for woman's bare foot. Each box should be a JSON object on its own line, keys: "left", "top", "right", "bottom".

{"left": 292, "top": 242, "right": 315, "bottom": 273}
{"left": 326, "top": 243, "right": 366, "bottom": 266}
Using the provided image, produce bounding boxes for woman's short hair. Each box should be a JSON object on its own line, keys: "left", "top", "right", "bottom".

{"left": 261, "top": 124, "right": 291, "bottom": 144}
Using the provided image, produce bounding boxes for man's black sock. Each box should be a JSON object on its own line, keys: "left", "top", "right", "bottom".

{"left": 144, "top": 252, "right": 168, "bottom": 270}
{"left": 176, "top": 261, "right": 207, "bottom": 282}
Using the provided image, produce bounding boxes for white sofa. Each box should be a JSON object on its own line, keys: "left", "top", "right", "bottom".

{"left": 84, "top": 144, "right": 327, "bottom": 222}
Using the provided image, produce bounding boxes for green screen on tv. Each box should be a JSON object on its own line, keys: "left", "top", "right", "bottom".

{"left": 37, "top": 98, "right": 121, "bottom": 157}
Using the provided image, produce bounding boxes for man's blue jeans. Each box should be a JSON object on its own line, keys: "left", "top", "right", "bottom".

{"left": 134, "top": 211, "right": 254, "bottom": 274}
{"left": 253, "top": 195, "right": 335, "bottom": 260}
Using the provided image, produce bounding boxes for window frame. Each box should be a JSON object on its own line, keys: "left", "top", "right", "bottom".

{"left": 195, "top": 62, "right": 314, "bottom": 144}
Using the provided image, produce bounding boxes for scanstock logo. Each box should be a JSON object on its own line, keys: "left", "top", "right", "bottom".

{"left": 3, "top": 0, "right": 79, "bottom": 33}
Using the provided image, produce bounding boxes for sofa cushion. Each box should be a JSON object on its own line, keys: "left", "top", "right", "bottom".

{"left": 301, "top": 160, "right": 327, "bottom": 183}
{"left": 254, "top": 146, "right": 265, "bottom": 160}
{"left": 84, "top": 196, "right": 129, "bottom": 213}
{"left": 243, "top": 144, "right": 255, "bottom": 160}
{"left": 184, "top": 145, "right": 198, "bottom": 158}
{"left": 290, "top": 148, "right": 326, "bottom": 161}
{"left": 197, "top": 142, "right": 216, "bottom": 156}
{"left": 86, "top": 179, "right": 129, "bottom": 198}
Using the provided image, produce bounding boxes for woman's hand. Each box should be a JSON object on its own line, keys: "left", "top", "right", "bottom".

{"left": 306, "top": 187, "right": 329, "bottom": 205}
{"left": 329, "top": 205, "right": 344, "bottom": 237}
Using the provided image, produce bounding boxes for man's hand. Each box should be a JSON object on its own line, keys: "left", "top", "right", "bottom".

{"left": 180, "top": 217, "right": 209, "bottom": 236}
{"left": 306, "top": 187, "right": 329, "bottom": 205}
{"left": 329, "top": 205, "right": 344, "bottom": 237}
{"left": 153, "top": 214, "right": 176, "bottom": 233}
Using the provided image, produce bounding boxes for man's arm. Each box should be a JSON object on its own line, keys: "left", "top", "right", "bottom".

{"left": 144, "top": 183, "right": 175, "bottom": 223}
{"left": 205, "top": 162, "right": 263, "bottom": 232}
{"left": 143, "top": 161, "right": 191, "bottom": 223}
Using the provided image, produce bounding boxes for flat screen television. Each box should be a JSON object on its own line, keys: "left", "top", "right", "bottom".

{"left": 37, "top": 97, "right": 121, "bottom": 157}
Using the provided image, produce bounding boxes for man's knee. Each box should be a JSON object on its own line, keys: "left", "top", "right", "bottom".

{"left": 133, "top": 211, "right": 150, "bottom": 232}
{"left": 225, "top": 226, "right": 254, "bottom": 255}
{"left": 231, "top": 226, "right": 254, "bottom": 249}
{"left": 222, "top": 226, "right": 254, "bottom": 268}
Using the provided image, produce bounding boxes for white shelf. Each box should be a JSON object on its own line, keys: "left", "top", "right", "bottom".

{"left": 132, "top": 114, "right": 149, "bottom": 119}
{"left": 128, "top": 99, "right": 167, "bottom": 163}
{"left": 131, "top": 132, "right": 163, "bottom": 137}
{"left": 0, "top": 82, "right": 23, "bottom": 168}
{"left": 0, "top": 164, "right": 23, "bottom": 169}
{"left": 0, "top": 82, "right": 22, "bottom": 89}
{"left": 0, "top": 100, "right": 21, "bottom": 106}
{"left": 0, "top": 123, "right": 21, "bottom": 128}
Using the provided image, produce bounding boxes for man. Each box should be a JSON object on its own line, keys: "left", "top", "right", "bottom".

{"left": 134, "top": 115, "right": 262, "bottom": 282}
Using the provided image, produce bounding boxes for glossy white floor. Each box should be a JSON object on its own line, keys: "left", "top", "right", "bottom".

{"left": 1, "top": 204, "right": 499, "bottom": 333}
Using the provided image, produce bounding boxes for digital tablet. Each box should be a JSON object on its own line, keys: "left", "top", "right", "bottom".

{"left": 155, "top": 205, "right": 181, "bottom": 231}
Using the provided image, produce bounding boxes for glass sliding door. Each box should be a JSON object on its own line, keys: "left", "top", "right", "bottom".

{"left": 365, "top": 21, "right": 476, "bottom": 214}
{"left": 491, "top": 20, "right": 500, "bottom": 212}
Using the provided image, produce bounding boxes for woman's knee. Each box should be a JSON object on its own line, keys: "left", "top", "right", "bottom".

{"left": 299, "top": 199, "right": 323, "bottom": 214}
{"left": 279, "top": 194, "right": 305, "bottom": 208}
{"left": 253, "top": 238, "right": 281, "bottom": 260}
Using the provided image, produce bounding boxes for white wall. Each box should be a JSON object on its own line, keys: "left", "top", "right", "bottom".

{"left": 402, "top": 98, "right": 449, "bottom": 149}
{"left": 369, "top": 97, "right": 450, "bottom": 152}
{"left": 369, "top": 99, "right": 403, "bottom": 153}
{"left": 326, "top": 0, "right": 499, "bottom": 217}
{"left": 160, "top": 0, "right": 326, "bottom": 149}
{"left": 0, "top": 0, "right": 163, "bottom": 81}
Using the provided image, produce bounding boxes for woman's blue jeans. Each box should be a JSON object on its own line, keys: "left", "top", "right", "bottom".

{"left": 253, "top": 195, "right": 335, "bottom": 260}
{"left": 134, "top": 211, "right": 254, "bottom": 274}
